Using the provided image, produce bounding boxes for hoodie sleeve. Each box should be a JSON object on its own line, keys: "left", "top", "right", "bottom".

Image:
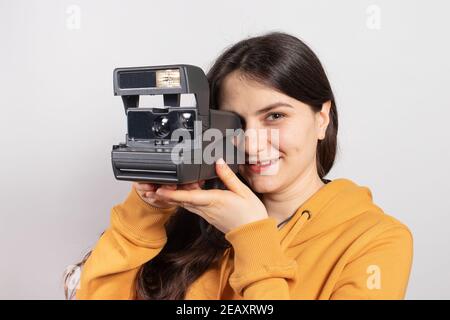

{"left": 75, "top": 185, "right": 178, "bottom": 300}
{"left": 330, "top": 225, "right": 414, "bottom": 300}
{"left": 225, "top": 217, "right": 298, "bottom": 299}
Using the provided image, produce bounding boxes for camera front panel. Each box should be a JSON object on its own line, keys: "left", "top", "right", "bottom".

{"left": 127, "top": 108, "right": 197, "bottom": 141}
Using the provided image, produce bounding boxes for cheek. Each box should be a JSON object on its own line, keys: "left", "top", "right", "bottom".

{"left": 277, "top": 124, "right": 317, "bottom": 159}
{"left": 277, "top": 126, "right": 303, "bottom": 154}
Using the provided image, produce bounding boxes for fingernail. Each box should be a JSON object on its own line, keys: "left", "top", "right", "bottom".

{"left": 216, "top": 158, "right": 225, "bottom": 165}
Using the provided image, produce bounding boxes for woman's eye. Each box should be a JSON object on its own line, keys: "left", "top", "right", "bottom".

{"left": 266, "top": 112, "right": 285, "bottom": 121}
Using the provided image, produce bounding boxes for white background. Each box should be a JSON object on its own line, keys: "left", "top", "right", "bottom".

{"left": 0, "top": 0, "right": 449, "bottom": 299}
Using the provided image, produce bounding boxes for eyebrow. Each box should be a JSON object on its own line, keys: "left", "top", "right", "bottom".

{"left": 255, "top": 102, "right": 294, "bottom": 115}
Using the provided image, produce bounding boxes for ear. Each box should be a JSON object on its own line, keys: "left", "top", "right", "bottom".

{"left": 316, "top": 100, "right": 332, "bottom": 140}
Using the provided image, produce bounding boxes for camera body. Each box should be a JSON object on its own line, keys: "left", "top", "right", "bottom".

{"left": 111, "top": 64, "right": 243, "bottom": 184}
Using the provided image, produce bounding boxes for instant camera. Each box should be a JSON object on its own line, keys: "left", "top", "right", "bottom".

{"left": 111, "top": 64, "right": 243, "bottom": 184}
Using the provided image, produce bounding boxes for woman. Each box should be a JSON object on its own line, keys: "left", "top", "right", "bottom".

{"left": 67, "top": 32, "right": 413, "bottom": 300}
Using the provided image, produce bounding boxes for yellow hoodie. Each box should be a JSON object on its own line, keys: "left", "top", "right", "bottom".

{"left": 75, "top": 178, "right": 413, "bottom": 300}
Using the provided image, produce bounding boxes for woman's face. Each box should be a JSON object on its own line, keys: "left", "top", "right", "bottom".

{"left": 219, "top": 71, "right": 331, "bottom": 194}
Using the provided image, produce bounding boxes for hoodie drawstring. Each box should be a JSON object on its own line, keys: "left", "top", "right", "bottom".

{"left": 280, "top": 210, "right": 311, "bottom": 251}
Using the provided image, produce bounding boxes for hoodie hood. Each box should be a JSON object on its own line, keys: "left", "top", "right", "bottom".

{"left": 278, "top": 178, "right": 378, "bottom": 249}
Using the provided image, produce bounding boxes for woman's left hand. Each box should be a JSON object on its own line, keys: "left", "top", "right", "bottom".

{"left": 154, "top": 158, "right": 269, "bottom": 234}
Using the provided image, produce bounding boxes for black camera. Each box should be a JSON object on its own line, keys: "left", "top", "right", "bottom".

{"left": 111, "top": 64, "right": 243, "bottom": 184}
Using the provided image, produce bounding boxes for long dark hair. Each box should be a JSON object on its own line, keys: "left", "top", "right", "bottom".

{"left": 65, "top": 31, "right": 338, "bottom": 300}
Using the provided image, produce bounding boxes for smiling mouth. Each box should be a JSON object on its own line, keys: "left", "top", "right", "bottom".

{"left": 246, "top": 157, "right": 281, "bottom": 173}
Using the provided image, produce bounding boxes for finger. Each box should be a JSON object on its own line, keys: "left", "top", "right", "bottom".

{"left": 144, "top": 191, "right": 154, "bottom": 198}
{"left": 215, "top": 158, "right": 250, "bottom": 196}
{"left": 155, "top": 188, "right": 213, "bottom": 206}
{"left": 145, "top": 191, "right": 178, "bottom": 205}
{"left": 178, "top": 182, "right": 198, "bottom": 190}
{"left": 185, "top": 180, "right": 206, "bottom": 190}
{"left": 179, "top": 179, "right": 206, "bottom": 191}
{"left": 159, "top": 184, "right": 177, "bottom": 190}
{"left": 134, "top": 182, "right": 156, "bottom": 192}
{"left": 181, "top": 183, "right": 200, "bottom": 191}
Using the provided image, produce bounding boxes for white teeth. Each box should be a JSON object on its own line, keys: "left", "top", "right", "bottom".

{"left": 255, "top": 158, "right": 279, "bottom": 166}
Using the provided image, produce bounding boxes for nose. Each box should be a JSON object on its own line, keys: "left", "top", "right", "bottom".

{"left": 245, "top": 129, "right": 265, "bottom": 160}
{"left": 232, "top": 127, "right": 278, "bottom": 163}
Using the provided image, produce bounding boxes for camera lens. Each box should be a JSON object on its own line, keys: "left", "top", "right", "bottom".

{"left": 152, "top": 115, "right": 171, "bottom": 138}
{"left": 180, "top": 112, "right": 194, "bottom": 130}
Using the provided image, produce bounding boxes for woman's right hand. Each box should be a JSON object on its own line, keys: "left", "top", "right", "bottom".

{"left": 133, "top": 180, "right": 206, "bottom": 209}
